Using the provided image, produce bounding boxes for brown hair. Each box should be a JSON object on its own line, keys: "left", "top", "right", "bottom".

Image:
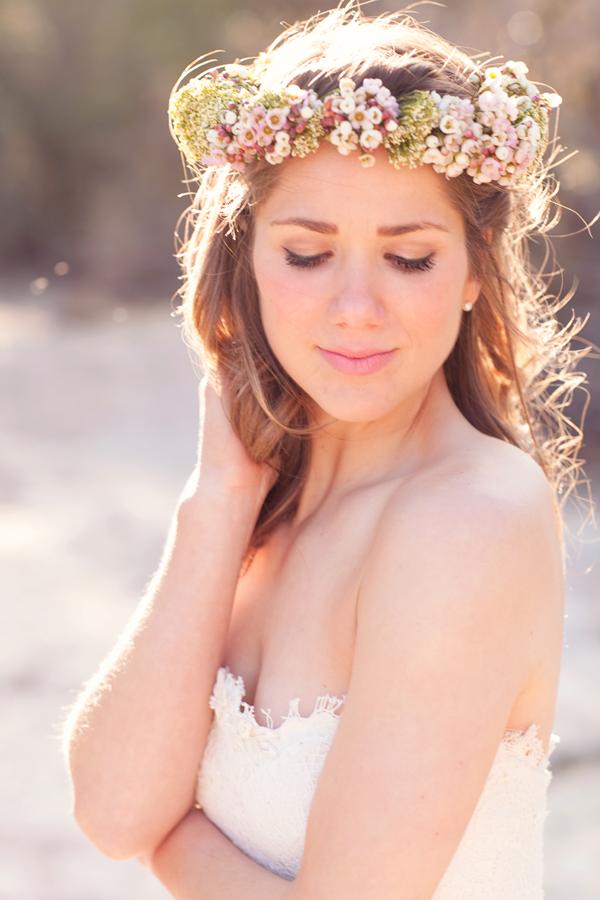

{"left": 169, "top": 1, "right": 595, "bottom": 572}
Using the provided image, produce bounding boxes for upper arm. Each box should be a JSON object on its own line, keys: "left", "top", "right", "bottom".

{"left": 288, "top": 474, "right": 552, "bottom": 900}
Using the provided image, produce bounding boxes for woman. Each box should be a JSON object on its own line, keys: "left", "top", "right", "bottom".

{"left": 63, "top": 4, "right": 593, "bottom": 897}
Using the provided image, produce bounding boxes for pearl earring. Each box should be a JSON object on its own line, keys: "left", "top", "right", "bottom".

{"left": 462, "top": 301, "right": 473, "bottom": 312}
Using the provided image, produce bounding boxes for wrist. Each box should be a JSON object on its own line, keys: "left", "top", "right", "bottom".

{"left": 176, "top": 478, "right": 267, "bottom": 524}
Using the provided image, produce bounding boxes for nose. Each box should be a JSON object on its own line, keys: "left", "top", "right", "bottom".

{"left": 329, "top": 261, "right": 386, "bottom": 328}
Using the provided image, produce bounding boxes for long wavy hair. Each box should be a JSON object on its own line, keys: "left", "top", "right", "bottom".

{"left": 169, "top": 1, "right": 595, "bottom": 573}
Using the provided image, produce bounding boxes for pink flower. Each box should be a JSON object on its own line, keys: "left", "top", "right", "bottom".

{"left": 238, "top": 126, "right": 259, "bottom": 148}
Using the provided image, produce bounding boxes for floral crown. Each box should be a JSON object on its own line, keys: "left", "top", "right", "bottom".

{"left": 168, "top": 56, "right": 561, "bottom": 187}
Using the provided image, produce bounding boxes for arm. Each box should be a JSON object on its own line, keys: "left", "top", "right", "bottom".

{"left": 61, "top": 480, "right": 265, "bottom": 861}
{"left": 280, "top": 470, "right": 559, "bottom": 899}
{"left": 143, "top": 464, "right": 560, "bottom": 900}
{"left": 145, "top": 808, "right": 291, "bottom": 900}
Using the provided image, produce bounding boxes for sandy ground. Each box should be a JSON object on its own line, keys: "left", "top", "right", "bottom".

{"left": 2, "top": 289, "right": 598, "bottom": 899}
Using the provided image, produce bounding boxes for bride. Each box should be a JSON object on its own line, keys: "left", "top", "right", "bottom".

{"left": 63, "top": 3, "right": 592, "bottom": 897}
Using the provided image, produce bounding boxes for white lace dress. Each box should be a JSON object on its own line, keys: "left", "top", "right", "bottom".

{"left": 195, "top": 665, "right": 560, "bottom": 897}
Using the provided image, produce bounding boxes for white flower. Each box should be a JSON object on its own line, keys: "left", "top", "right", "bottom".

{"left": 265, "top": 107, "right": 289, "bottom": 129}
{"left": 300, "top": 105, "right": 314, "bottom": 119}
{"left": 425, "top": 134, "right": 440, "bottom": 147}
{"left": 206, "top": 128, "right": 220, "bottom": 142}
{"left": 460, "top": 138, "right": 478, "bottom": 154}
{"left": 385, "top": 119, "right": 399, "bottom": 132}
{"left": 516, "top": 95, "right": 533, "bottom": 112}
{"left": 503, "top": 96, "right": 521, "bottom": 121}
{"left": 339, "top": 76, "right": 356, "bottom": 94}
{"left": 359, "top": 153, "right": 376, "bottom": 167}
{"left": 514, "top": 143, "right": 533, "bottom": 165}
{"left": 446, "top": 161, "right": 466, "bottom": 177}
{"left": 362, "top": 78, "right": 383, "bottom": 95}
{"left": 480, "top": 157, "right": 502, "bottom": 179}
{"left": 376, "top": 86, "right": 392, "bottom": 104}
{"left": 478, "top": 110, "right": 495, "bottom": 128}
{"left": 421, "top": 147, "right": 446, "bottom": 165}
{"left": 482, "top": 66, "right": 504, "bottom": 86}
{"left": 443, "top": 134, "right": 461, "bottom": 152}
{"left": 330, "top": 126, "right": 357, "bottom": 149}
{"left": 541, "top": 91, "right": 562, "bottom": 108}
{"left": 221, "top": 109, "right": 238, "bottom": 125}
{"left": 275, "top": 131, "right": 290, "bottom": 146}
{"left": 494, "top": 145, "right": 511, "bottom": 161}
{"left": 264, "top": 150, "right": 285, "bottom": 164}
{"left": 339, "top": 96, "right": 357, "bottom": 114}
{"left": 359, "top": 128, "right": 383, "bottom": 149}
{"left": 285, "top": 84, "right": 305, "bottom": 102}
{"left": 478, "top": 90, "right": 504, "bottom": 113}
{"left": 439, "top": 114, "right": 460, "bottom": 134}
{"left": 349, "top": 106, "right": 370, "bottom": 128}
{"left": 505, "top": 59, "right": 529, "bottom": 78}
{"left": 367, "top": 106, "right": 383, "bottom": 125}
{"left": 223, "top": 63, "right": 248, "bottom": 77}
{"left": 454, "top": 152, "right": 470, "bottom": 166}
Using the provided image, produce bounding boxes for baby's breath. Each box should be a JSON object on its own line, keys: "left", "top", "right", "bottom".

{"left": 168, "top": 61, "right": 561, "bottom": 187}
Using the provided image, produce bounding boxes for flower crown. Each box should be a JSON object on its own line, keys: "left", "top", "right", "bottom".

{"left": 168, "top": 57, "right": 561, "bottom": 187}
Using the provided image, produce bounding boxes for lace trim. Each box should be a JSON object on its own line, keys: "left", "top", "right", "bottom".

{"left": 209, "top": 665, "right": 345, "bottom": 734}
{"left": 500, "top": 722, "right": 560, "bottom": 767}
{"left": 209, "top": 665, "right": 560, "bottom": 766}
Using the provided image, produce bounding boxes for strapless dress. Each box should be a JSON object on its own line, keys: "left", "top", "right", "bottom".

{"left": 195, "top": 665, "right": 560, "bottom": 897}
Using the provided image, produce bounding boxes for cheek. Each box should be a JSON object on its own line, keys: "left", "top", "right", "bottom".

{"left": 402, "top": 266, "right": 464, "bottom": 352}
{"left": 255, "top": 265, "right": 320, "bottom": 342}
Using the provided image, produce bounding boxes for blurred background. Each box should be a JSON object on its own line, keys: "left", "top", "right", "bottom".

{"left": 1, "top": 0, "right": 598, "bottom": 897}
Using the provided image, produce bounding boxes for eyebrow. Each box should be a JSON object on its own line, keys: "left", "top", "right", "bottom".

{"left": 269, "top": 217, "right": 450, "bottom": 236}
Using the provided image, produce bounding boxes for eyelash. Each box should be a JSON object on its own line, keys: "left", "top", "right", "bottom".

{"left": 283, "top": 248, "right": 437, "bottom": 274}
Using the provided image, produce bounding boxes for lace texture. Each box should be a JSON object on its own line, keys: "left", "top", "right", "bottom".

{"left": 195, "top": 665, "right": 560, "bottom": 896}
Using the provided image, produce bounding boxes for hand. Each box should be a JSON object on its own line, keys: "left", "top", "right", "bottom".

{"left": 179, "top": 372, "right": 279, "bottom": 504}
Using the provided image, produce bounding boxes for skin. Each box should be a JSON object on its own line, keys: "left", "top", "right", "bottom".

{"left": 142, "top": 141, "right": 565, "bottom": 898}
{"left": 252, "top": 140, "right": 483, "bottom": 526}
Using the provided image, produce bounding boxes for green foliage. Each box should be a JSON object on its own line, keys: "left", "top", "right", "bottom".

{"left": 0, "top": 0, "right": 597, "bottom": 301}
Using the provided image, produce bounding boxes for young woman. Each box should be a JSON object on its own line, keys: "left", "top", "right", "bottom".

{"left": 63, "top": 4, "right": 593, "bottom": 897}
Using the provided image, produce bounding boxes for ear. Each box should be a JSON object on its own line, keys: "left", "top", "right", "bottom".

{"left": 464, "top": 228, "right": 492, "bottom": 307}
{"left": 464, "top": 272, "right": 482, "bottom": 307}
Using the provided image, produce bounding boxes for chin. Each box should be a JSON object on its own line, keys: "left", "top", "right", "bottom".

{"left": 307, "top": 383, "right": 402, "bottom": 424}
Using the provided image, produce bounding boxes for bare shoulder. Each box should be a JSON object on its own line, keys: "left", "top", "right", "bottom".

{"left": 360, "top": 434, "right": 565, "bottom": 654}
{"left": 386, "top": 434, "right": 563, "bottom": 555}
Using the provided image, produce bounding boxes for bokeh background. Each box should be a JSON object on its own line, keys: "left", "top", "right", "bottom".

{"left": 2, "top": 1, "right": 599, "bottom": 897}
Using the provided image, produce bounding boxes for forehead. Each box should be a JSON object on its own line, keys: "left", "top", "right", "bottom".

{"left": 258, "top": 141, "right": 461, "bottom": 230}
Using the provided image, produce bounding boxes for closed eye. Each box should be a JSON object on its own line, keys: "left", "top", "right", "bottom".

{"left": 283, "top": 248, "right": 436, "bottom": 273}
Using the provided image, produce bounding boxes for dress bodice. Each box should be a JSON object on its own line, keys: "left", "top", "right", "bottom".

{"left": 195, "top": 665, "right": 560, "bottom": 896}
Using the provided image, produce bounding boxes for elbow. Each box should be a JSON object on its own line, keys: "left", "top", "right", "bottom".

{"left": 73, "top": 802, "right": 163, "bottom": 862}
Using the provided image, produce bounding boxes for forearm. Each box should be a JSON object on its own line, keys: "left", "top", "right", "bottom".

{"left": 149, "top": 808, "right": 292, "bottom": 900}
{"left": 64, "top": 483, "right": 263, "bottom": 859}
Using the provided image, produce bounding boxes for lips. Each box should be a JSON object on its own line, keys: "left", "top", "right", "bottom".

{"left": 317, "top": 346, "right": 397, "bottom": 375}
{"left": 321, "top": 347, "right": 394, "bottom": 358}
